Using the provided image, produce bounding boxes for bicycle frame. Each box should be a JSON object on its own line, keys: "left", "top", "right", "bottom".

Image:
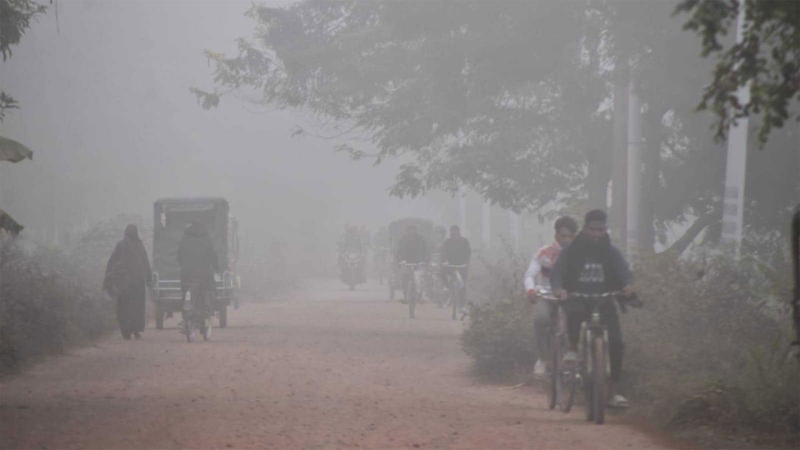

{"left": 443, "top": 264, "right": 467, "bottom": 320}
{"left": 536, "top": 290, "right": 575, "bottom": 412}
{"left": 400, "top": 262, "right": 426, "bottom": 318}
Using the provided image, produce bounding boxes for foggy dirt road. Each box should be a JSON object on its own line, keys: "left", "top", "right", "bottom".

{"left": 1, "top": 279, "right": 679, "bottom": 450}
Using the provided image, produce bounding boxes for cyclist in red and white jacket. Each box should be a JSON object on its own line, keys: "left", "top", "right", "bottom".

{"left": 523, "top": 216, "right": 578, "bottom": 379}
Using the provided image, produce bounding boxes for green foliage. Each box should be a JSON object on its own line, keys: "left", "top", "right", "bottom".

{"left": 461, "top": 297, "right": 536, "bottom": 381}
{"left": 197, "top": 1, "right": 798, "bottom": 252}
{"left": 0, "top": 215, "right": 148, "bottom": 375}
{"left": 624, "top": 248, "right": 798, "bottom": 444}
{"left": 0, "top": 236, "right": 115, "bottom": 374}
{"left": 675, "top": 0, "right": 800, "bottom": 146}
{"left": 0, "top": 0, "right": 46, "bottom": 61}
{"left": 0, "top": 0, "right": 46, "bottom": 122}
{"left": 197, "top": 1, "right": 605, "bottom": 213}
{"left": 0, "top": 91, "right": 19, "bottom": 122}
{"left": 460, "top": 243, "right": 534, "bottom": 380}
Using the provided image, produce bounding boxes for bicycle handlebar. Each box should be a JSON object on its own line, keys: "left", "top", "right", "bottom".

{"left": 532, "top": 290, "right": 643, "bottom": 308}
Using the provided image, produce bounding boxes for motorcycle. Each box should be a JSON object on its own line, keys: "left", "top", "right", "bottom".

{"left": 340, "top": 250, "right": 363, "bottom": 291}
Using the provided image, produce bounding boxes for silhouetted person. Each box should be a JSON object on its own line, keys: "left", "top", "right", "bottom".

{"left": 103, "top": 224, "right": 151, "bottom": 340}
{"left": 177, "top": 221, "right": 220, "bottom": 303}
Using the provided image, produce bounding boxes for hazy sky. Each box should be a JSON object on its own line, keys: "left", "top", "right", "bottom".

{"left": 0, "top": 0, "right": 443, "bottom": 248}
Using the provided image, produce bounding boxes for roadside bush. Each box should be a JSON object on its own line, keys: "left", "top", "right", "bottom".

{"left": 461, "top": 244, "right": 534, "bottom": 380}
{"left": 0, "top": 214, "right": 146, "bottom": 375}
{"left": 0, "top": 236, "right": 114, "bottom": 374}
{"left": 625, "top": 249, "right": 798, "bottom": 446}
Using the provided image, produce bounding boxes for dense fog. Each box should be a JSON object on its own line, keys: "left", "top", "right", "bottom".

{"left": 0, "top": 0, "right": 441, "bottom": 260}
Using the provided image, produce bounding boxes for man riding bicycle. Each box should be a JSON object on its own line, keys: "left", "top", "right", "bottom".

{"left": 395, "top": 223, "right": 429, "bottom": 301}
{"left": 550, "top": 209, "right": 634, "bottom": 408}
{"left": 177, "top": 222, "right": 220, "bottom": 330}
{"left": 441, "top": 225, "right": 472, "bottom": 313}
{"left": 524, "top": 216, "right": 578, "bottom": 380}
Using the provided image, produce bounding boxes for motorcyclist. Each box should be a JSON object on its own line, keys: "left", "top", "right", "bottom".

{"left": 177, "top": 221, "right": 220, "bottom": 317}
{"left": 550, "top": 209, "right": 634, "bottom": 408}
{"left": 441, "top": 225, "right": 471, "bottom": 312}
{"left": 339, "top": 224, "right": 365, "bottom": 281}
{"left": 523, "top": 216, "right": 578, "bottom": 380}
{"left": 395, "top": 223, "right": 429, "bottom": 300}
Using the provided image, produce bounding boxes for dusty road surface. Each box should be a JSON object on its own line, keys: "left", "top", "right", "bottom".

{"left": 1, "top": 279, "right": 679, "bottom": 449}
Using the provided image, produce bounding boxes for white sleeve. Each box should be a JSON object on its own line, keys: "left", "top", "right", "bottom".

{"left": 523, "top": 256, "right": 541, "bottom": 291}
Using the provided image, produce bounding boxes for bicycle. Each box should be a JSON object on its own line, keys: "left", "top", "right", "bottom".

{"left": 573, "top": 291, "right": 641, "bottom": 424}
{"left": 443, "top": 263, "right": 468, "bottom": 321}
{"left": 533, "top": 288, "right": 575, "bottom": 413}
{"left": 399, "top": 261, "right": 426, "bottom": 319}
{"left": 536, "top": 290, "right": 641, "bottom": 424}
{"left": 182, "top": 282, "right": 214, "bottom": 343}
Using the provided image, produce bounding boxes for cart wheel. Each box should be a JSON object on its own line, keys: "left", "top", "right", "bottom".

{"left": 219, "top": 305, "right": 228, "bottom": 329}
{"left": 155, "top": 304, "right": 164, "bottom": 330}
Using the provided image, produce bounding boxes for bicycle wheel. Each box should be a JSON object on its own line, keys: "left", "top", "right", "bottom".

{"left": 185, "top": 317, "right": 194, "bottom": 343}
{"left": 547, "top": 334, "right": 558, "bottom": 410}
{"left": 558, "top": 335, "right": 576, "bottom": 413}
{"left": 592, "top": 337, "right": 607, "bottom": 425}
{"left": 408, "top": 283, "right": 416, "bottom": 319}
{"left": 450, "top": 280, "right": 458, "bottom": 321}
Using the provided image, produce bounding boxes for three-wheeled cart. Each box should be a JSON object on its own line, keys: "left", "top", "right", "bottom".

{"left": 151, "top": 198, "right": 240, "bottom": 329}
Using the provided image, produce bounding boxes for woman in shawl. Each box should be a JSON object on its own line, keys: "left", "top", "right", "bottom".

{"left": 103, "top": 224, "right": 152, "bottom": 340}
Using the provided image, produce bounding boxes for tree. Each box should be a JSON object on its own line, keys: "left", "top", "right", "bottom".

{"left": 675, "top": 0, "right": 800, "bottom": 146}
{"left": 0, "top": 0, "right": 47, "bottom": 121}
{"left": 194, "top": 1, "right": 610, "bottom": 213}
{"left": 196, "top": 0, "right": 797, "bottom": 254}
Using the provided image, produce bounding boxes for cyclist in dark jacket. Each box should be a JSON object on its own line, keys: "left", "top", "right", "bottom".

{"left": 395, "top": 223, "right": 429, "bottom": 301}
{"left": 177, "top": 221, "right": 220, "bottom": 300}
{"left": 395, "top": 224, "right": 428, "bottom": 264}
{"left": 551, "top": 209, "right": 634, "bottom": 408}
{"left": 441, "top": 225, "right": 471, "bottom": 310}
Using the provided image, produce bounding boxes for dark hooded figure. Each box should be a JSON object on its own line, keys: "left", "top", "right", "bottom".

{"left": 177, "top": 221, "right": 219, "bottom": 300}
{"left": 103, "top": 224, "right": 151, "bottom": 340}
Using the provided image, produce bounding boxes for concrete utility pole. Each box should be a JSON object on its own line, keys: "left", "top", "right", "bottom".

{"left": 626, "top": 63, "right": 642, "bottom": 258}
{"left": 721, "top": 1, "right": 749, "bottom": 252}
{"left": 611, "top": 55, "right": 629, "bottom": 248}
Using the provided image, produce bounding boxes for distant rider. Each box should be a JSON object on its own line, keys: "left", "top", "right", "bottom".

{"left": 441, "top": 225, "right": 471, "bottom": 312}
{"left": 550, "top": 210, "right": 634, "bottom": 408}
{"left": 523, "top": 216, "right": 578, "bottom": 379}
{"left": 339, "top": 224, "right": 366, "bottom": 281}
{"left": 177, "top": 221, "right": 220, "bottom": 315}
{"left": 395, "top": 223, "right": 429, "bottom": 300}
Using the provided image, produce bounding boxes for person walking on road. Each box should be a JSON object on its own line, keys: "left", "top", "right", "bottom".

{"left": 103, "top": 224, "right": 152, "bottom": 340}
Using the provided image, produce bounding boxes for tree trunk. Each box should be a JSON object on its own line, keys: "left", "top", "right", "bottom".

{"left": 661, "top": 209, "right": 721, "bottom": 256}
{"left": 611, "top": 55, "right": 629, "bottom": 246}
{"left": 639, "top": 108, "right": 666, "bottom": 250}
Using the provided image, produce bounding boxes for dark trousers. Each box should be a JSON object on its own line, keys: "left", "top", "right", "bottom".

{"left": 566, "top": 300, "right": 624, "bottom": 382}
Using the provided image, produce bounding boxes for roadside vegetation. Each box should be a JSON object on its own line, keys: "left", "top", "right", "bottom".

{"left": 0, "top": 215, "right": 146, "bottom": 376}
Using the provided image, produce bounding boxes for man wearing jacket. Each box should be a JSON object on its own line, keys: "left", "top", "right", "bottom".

{"left": 523, "top": 216, "right": 578, "bottom": 379}
{"left": 551, "top": 209, "right": 634, "bottom": 408}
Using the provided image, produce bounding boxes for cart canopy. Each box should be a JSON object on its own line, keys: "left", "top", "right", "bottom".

{"left": 153, "top": 198, "right": 229, "bottom": 279}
